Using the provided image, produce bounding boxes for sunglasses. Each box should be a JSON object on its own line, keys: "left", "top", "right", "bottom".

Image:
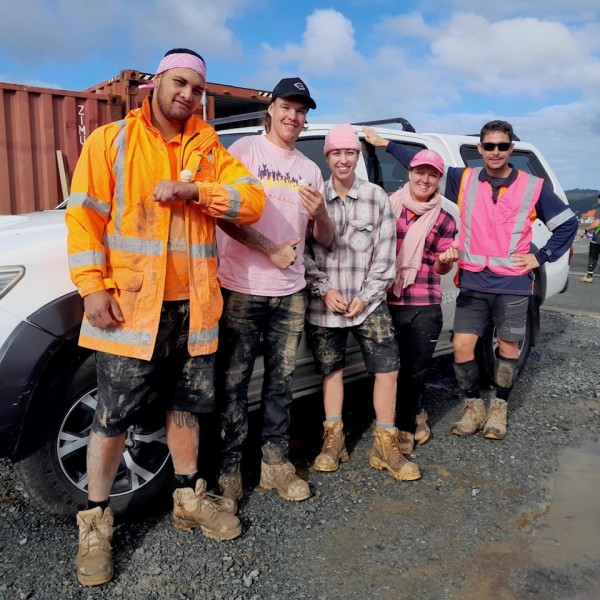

{"left": 481, "top": 142, "right": 511, "bottom": 152}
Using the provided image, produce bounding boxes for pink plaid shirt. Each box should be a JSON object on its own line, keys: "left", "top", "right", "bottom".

{"left": 387, "top": 206, "right": 457, "bottom": 306}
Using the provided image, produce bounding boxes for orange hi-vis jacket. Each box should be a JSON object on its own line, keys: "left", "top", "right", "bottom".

{"left": 456, "top": 167, "right": 543, "bottom": 276}
{"left": 66, "top": 99, "right": 265, "bottom": 360}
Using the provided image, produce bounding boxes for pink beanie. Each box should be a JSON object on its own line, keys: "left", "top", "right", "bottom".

{"left": 324, "top": 124, "right": 361, "bottom": 155}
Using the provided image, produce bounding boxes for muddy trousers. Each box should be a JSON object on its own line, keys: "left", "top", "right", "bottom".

{"left": 389, "top": 304, "right": 443, "bottom": 434}
{"left": 216, "top": 289, "right": 306, "bottom": 475}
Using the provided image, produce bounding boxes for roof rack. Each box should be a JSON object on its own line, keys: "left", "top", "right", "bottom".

{"left": 352, "top": 117, "right": 416, "bottom": 133}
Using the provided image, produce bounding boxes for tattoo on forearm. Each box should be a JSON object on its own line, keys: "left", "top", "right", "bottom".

{"left": 219, "top": 222, "right": 281, "bottom": 254}
{"left": 170, "top": 410, "right": 199, "bottom": 430}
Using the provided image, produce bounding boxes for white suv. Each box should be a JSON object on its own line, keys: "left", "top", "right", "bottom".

{"left": 0, "top": 122, "right": 571, "bottom": 516}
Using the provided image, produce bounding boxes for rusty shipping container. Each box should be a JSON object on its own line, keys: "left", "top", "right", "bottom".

{"left": 84, "top": 69, "right": 271, "bottom": 123}
{"left": 0, "top": 82, "right": 119, "bottom": 215}
{"left": 1, "top": 73, "right": 270, "bottom": 215}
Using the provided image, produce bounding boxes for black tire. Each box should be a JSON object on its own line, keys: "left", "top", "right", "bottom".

{"left": 476, "top": 306, "right": 534, "bottom": 387}
{"left": 13, "top": 354, "right": 173, "bottom": 519}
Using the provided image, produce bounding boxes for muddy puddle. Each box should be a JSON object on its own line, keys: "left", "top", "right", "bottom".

{"left": 457, "top": 440, "right": 600, "bottom": 599}
{"left": 528, "top": 441, "right": 600, "bottom": 568}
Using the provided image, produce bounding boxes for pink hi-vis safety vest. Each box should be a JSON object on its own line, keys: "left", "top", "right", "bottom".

{"left": 457, "top": 167, "right": 543, "bottom": 276}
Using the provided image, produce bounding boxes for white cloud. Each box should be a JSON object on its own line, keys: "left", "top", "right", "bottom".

{"left": 373, "top": 12, "right": 436, "bottom": 39}
{"left": 417, "top": 0, "right": 600, "bottom": 23}
{"left": 260, "top": 9, "right": 362, "bottom": 77}
{"left": 430, "top": 15, "right": 600, "bottom": 96}
{"left": 510, "top": 100, "right": 600, "bottom": 190}
{"left": 0, "top": 0, "right": 250, "bottom": 67}
{"left": 131, "top": 0, "right": 247, "bottom": 65}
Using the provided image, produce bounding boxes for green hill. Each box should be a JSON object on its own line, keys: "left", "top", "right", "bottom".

{"left": 565, "top": 189, "right": 599, "bottom": 216}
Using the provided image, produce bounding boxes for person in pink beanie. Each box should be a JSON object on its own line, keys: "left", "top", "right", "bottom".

{"left": 305, "top": 124, "right": 421, "bottom": 481}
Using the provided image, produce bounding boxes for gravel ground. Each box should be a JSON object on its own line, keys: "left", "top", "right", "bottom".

{"left": 1, "top": 310, "right": 600, "bottom": 600}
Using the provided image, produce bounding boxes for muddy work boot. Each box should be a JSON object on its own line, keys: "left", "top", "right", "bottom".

{"left": 259, "top": 462, "right": 310, "bottom": 501}
{"left": 173, "top": 479, "right": 242, "bottom": 540}
{"left": 313, "top": 421, "right": 349, "bottom": 472}
{"left": 414, "top": 409, "right": 431, "bottom": 445}
{"left": 75, "top": 506, "right": 114, "bottom": 587}
{"left": 260, "top": 442, "right": 310, "bottom": 501}
{"left": 483, "top": 398, "right": 508, "bottom": 440}
{"left": 396, "top": 430, "right": 415, "bottom": 455}
{"left": 370, "top": 428, "right": 421, "bottom": 481}
{"left": 218, "top": 473, "right": 243, "bottom": 514}
{"left": 580, "top": 275, "right": 593, "bottom": 283}
{"left": 451, "top": 398, "right": 486, "bottom": 436}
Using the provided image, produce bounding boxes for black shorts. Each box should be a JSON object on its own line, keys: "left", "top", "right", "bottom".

{"left": 453, "top": 290, "right": 529, "bottom": 342}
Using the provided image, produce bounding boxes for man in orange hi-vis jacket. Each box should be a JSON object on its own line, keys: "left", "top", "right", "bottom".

{"left": 65, "top": 48, "right": 264, "bottom": 587}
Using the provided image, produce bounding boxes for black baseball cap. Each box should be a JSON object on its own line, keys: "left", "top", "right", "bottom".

{"left": 271, "top": 77, "right": 316, "bottom": 110}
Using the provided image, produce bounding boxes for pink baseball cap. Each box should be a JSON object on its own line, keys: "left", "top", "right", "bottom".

{"left": 409, "top": 149, "right": 445, "bottom": 176}
{"left": 323, "top": 124, "right": 361, "bottom": 155}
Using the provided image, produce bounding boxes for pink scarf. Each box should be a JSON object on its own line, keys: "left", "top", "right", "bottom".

{"left": 390, "top": 182, "right": 441, "bottom": 295}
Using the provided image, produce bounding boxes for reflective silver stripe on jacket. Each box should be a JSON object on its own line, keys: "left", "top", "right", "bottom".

{"left": 546, "top": 207, "right": 576, "bottom": 231}
{"left": 221, "top": 185, "right": 242, "bottom": 220}
{"left": 80, "top": 321, "right": 153, "bottom": 347}
{"left": 190, "top": 242, "right": 217, "bottom": 259}
{"left": 111, "top": 121, "right": 127, "bottom": 234}
{"left": 168, "top": 238, "right": 187, "bottom": 253}
{"left": 105, "top": 233, "right": 163, "bottom": 255}
{"left": 67, "top": 193, "right": 111, "bottom": 217}
{"left": 189, "top": 324, "right": 218, "bottom": 347}
{"left": 68, "top": 250, "right": 106, "bottom": 268}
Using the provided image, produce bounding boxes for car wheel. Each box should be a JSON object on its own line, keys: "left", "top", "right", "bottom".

{"left": 13, "top": 354, "right": 173, "bottom": 519}
{"left": 476, "top": 307, "right": 533, "bottom": 388}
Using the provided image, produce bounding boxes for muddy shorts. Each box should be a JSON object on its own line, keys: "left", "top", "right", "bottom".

{"left": 92, "top": 301, "right": 216, "bottom": 436}
{"left": 453, "top": 290, "right": 529, "bottom": 342}
{"left": 306, "top": 303, "right": 400, "bottom": 375}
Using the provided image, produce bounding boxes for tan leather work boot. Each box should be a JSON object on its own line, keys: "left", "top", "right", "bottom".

{"left": 75, "top": 506, "right": 114, "bottom": 587}
{"left": 370, "top": 428, "right": 421, "bottom": 481}
{"left": 218, "top": 473, "right": 243, "bottom": 514}
{"left": 414, "top": 409, "right": 431, "bottom": 445}
{"left": 173, "top": 479, "right": 241, "bottom": 540}
{"left": 451, "top": 398, "right": 486, "bottom": 436}
{"left": 259, "top": 461, "right": 310, "bottom": 501}
{"left": 396, "top": 430, "right": 415, "bottom": 455}
{"left": 313, "top": 421, "right": 349, "bottom": 472}
{"left": 483, "top": 398, "right": 508, "bottom": 440}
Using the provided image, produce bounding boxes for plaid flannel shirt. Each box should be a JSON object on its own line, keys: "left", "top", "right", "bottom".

{"left": 305, "top": 176, "right": 396, "bottom": 327}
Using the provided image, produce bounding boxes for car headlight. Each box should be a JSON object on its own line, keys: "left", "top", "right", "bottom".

{"left": 0, "top": 266, "right": 25, "bottom": 300}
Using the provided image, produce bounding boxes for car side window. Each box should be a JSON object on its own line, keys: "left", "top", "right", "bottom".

{"left": 362, "top": 141, "right": 426, "bottom": 194}
{"left": 460, "top": 145, "right": 553, "bottom": 189}
{"left": 294, "top": 138, "right": 331, "bottom": 180}
{"left": 219, "top": 132, "right": 257, "bottom": 149}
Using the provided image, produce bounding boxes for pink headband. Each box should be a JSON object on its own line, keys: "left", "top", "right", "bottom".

{"left": 140, "top": 53, "right": 207, "bottom": 89}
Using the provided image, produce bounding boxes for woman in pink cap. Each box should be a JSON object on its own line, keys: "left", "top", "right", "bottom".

{"left": 387, "top": 148, "right": 459, "bottom": 453}
{"left": 305, "top": 124, "right": 420, "bottom": 482}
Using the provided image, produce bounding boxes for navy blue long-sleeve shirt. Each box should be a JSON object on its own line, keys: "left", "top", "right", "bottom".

{"left": 386, "top": 141, "right": 578, "bottom": 294}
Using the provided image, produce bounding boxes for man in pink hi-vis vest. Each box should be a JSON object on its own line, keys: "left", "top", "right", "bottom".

{"left": 364, "top": 119, "right": 577, "bottom": 442}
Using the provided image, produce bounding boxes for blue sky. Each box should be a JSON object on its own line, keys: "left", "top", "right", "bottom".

{"left": 1, "top": 0, "right": 599, "bottom": 190}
